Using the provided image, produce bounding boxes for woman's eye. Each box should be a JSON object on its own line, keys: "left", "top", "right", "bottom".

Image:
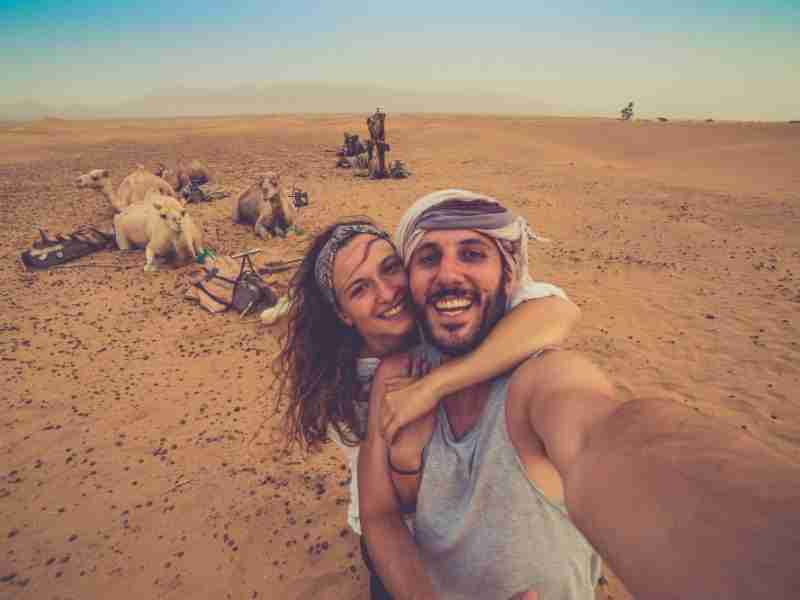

{"left": 350, "top": 284, "right": 366, "bottom": 298}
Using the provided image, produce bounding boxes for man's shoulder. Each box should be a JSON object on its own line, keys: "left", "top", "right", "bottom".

{"left": 508, "top": 349, "right": 614, "bottom": 399}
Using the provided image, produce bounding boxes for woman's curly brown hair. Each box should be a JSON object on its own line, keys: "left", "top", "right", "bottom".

{"left": 273, "top": 217, "right": 380, "bottom": 451}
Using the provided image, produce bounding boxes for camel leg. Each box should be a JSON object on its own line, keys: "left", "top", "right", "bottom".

{"left": 270, "top": 210, "right": 288, "bottom": 238}
{"left": 254, "top": 212, "right": 271, "bottom": 239}
{"left": 114, "top": 215, "right": 131, "bottom": 250}
{"left": 174, "top": 238, "right": 192, "bottom": 265}
{"left": 231, "top": 198, "right": 241, "bottom": 223}
{"left": 144, "top": 244, "right": 160, "bottom": 272}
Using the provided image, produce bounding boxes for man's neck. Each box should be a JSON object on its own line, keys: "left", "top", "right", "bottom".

{"left": 440, "top": 352, "right": 492, "bottom": 441}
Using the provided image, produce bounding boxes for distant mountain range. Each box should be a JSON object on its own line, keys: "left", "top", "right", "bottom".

{"left": 0, "top": 82, "right": 555, "bottom": 121}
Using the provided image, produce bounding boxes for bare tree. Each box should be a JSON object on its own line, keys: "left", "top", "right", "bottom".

{"left": 621, "top": 101, "right": 634, "bottom": 121}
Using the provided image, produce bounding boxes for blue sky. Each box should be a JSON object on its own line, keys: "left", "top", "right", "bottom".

{"left": 1, "top": 1, "right": 798, "bottom": 119}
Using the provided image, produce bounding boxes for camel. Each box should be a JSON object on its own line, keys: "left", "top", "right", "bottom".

{"left": 367, "top": 109, "right": 385, "bottom": 142}
{"left": 75, "top": 165, "right": 178, "bottom": 213}
{"left": 336, "top": 133, "right": 367, "bottom": 157}
{"left": 153, "top": 159, "right": 212, "bottom": 192}
{"left": 366, "top": 110, "right": 389, "bottom": 178}
{"left": 231, "top": 172, "right": 295, "bottom": 238}
{"left": 114, "top": 191, "right": 202, "bottom": 272}
{"left": 336, "top": 153, "right": 370, "bottom": 170}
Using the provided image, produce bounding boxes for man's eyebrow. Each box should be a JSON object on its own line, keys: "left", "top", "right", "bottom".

{"left": 459, "top": 237, "right": 493, "bottom": 249}
{"left": 413, "top": 241, "right": 439, "bottom": 256}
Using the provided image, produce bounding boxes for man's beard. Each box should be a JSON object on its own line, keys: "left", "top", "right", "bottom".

{"left": 416, "top": 285, "right": 508, "bottom": 357}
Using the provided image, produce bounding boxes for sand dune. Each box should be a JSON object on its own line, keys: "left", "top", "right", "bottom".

{"left": 1, "top": 114, "right": 798, "bottom": 599}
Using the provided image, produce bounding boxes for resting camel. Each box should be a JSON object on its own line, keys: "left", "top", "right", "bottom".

{"left": 75, "top": 165, "right": 178, "bottom": 213}
{"left": 114, "top": 191, "right": 203, "bottom": 272}
{"left": 153, "top": 159, "right": 212, "bottom": 193}
{"left": 231, "top": 172, "right": 295, "bottom": 238}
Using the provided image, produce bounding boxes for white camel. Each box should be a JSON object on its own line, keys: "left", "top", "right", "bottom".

{"left": 76, "top": 165, "right": 178, "bottom": 213}
{"left": 113, "top": 191, "right": 203, "bottom": 272}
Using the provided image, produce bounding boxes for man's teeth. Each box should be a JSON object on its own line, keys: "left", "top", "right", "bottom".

{"left": 434, "top": 297, "right": 473, "bottom": 311}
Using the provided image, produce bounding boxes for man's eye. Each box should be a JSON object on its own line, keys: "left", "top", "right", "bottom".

{"left": 463, "top": 250, "right": 485, "bottom": 261}
{"left": 386, "top": 261, "right": 402, "bottom": 273}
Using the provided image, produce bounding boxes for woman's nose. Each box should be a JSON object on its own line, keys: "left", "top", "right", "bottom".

{"left": 375, "top": 278, "right": 398, "bottom": 302}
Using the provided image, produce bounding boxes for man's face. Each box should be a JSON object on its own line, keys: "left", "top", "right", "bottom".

{"left": 408, "top": 229, "right": 507, "bottom": 357}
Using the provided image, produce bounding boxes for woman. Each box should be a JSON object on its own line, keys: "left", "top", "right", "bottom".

{"left": 274, "top": 216, "right": 579, "bottom": 599}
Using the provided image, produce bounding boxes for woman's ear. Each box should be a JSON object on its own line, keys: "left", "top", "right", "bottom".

{"left": 335, "top": 305, "right": 354, "bottom": 328}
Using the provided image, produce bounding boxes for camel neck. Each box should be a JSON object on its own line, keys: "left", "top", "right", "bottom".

{"left": 100, "top": 180, "right": 117, "bottom": 205}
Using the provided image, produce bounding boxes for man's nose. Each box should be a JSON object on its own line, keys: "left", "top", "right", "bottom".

{"left": 435, "top": 251, "right": 466, "bottom": 285}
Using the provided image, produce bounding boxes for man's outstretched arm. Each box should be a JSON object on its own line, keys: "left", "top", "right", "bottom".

{"left": 507, "top": 350, "right": 800, "bottom": 600}
{"left": 358, "top": 354, "right": 437, "bottom": 600}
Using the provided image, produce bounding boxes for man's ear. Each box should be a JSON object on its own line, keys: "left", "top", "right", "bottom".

{"left": 501, "top": 262, "right": 514, "bottom": 300}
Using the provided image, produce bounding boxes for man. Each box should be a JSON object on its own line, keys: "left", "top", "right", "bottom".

{"left": 359, "top": 190, "right": 800, "bottom": 600}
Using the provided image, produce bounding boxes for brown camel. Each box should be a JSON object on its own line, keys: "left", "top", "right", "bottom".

{"left": 154, "top": 159, "right": 213, "bottom": 192}
{"left": 231, "top": 172, "right": 295, "bottom": 238}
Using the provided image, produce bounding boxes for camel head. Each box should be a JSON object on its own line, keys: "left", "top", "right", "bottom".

{"left": 260, "top": 171, "right": 281, "bottom": 200}
{"left": 153, "top": 163, "right": 181, "bottom": 191}
{"left": 75, "top": 169, "right": 111, "bottom": 190}
{"left": 153, "top": 202, "right": 186, "bottom": 234}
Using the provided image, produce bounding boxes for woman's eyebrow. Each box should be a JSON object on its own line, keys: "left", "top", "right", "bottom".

{"left": 343, "top": 237, "right": 386, "bottom": 286}
{"left": 344, "top": 277, "right": 365, "bottom": 295}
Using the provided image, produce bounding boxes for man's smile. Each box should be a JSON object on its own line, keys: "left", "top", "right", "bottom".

{"left": 430, "top": 291, "right": 478, "bottom": 317}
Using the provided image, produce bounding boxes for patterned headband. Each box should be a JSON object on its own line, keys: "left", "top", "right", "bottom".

{"left": 314, "top": 223, "right": 392, "bottom": 306}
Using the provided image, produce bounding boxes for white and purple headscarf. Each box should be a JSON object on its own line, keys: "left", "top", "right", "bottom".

{"left": 394, "top": 189, "right": 553, "bottom": 308}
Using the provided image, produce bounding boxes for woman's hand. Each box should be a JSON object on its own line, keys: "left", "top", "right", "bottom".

{"left": 381, "top": 356, "right": 436, "bottom": 443}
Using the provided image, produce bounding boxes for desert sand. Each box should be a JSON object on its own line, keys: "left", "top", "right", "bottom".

{"left": 1, "top": 114, "right": 798, "bottom": 600}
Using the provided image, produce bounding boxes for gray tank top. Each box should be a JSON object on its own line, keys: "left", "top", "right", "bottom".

{"left": 414, "top": 376, "right": 602, "bottom": 600}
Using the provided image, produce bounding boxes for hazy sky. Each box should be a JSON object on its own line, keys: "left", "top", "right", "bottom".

{"left": 2, "top": 0, "right": 798, "bottom": 119}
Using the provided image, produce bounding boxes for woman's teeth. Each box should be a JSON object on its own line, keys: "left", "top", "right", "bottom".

{"left": 381, "top": 301, "right": 404, "bottom": 318}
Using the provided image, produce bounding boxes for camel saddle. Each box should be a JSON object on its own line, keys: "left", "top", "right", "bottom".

{"left": 20, "top": 226, "right": 116, "bottom": 270}
{"left": 186, "top": 250, "right": 277, "bottom": 316}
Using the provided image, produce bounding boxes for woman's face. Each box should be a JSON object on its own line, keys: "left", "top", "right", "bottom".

{"left": 332, "top": 234, "right": 415, "bottom": 357}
